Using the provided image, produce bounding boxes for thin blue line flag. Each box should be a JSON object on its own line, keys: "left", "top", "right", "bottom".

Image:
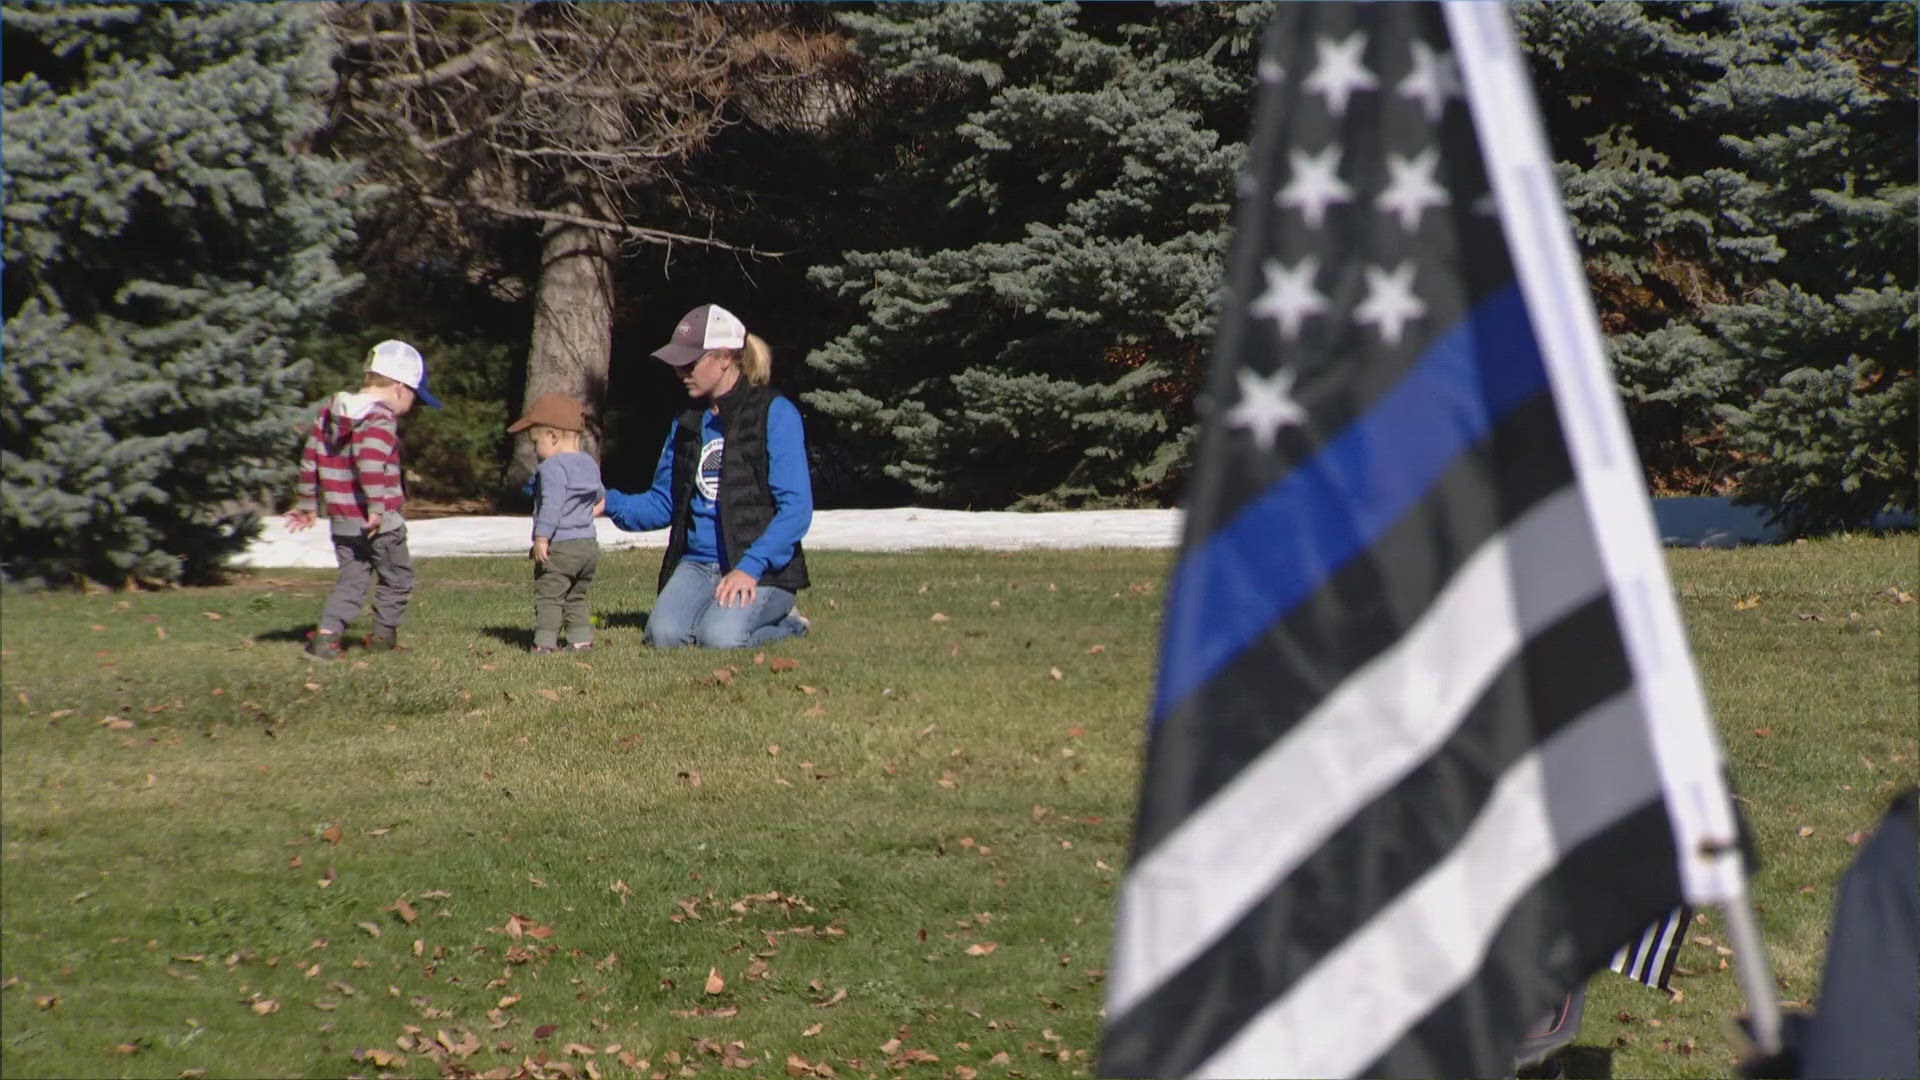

{"left": 1101, "top": 5, "right": 1751, "bottom": 1076}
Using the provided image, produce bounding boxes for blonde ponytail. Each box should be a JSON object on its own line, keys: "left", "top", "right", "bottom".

{"left": 739, "top": 333, "right": 773, "bottom": 386}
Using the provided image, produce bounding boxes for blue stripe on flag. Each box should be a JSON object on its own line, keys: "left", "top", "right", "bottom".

{"left": 1154, "top": 284, "right": 1550, "bottom": 723}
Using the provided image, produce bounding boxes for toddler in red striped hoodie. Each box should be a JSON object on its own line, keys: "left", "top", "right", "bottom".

{"left": 285, "top": 340, "right": 441, "bottom": 661}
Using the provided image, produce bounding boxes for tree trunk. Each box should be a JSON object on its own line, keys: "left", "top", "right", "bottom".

{"left": 509, "top": 198, "right": 615, "bottom": 496}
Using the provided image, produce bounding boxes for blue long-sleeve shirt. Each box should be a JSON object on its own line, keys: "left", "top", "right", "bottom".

{"left": 604, "top": 397, "right": 812, "bottom": 580}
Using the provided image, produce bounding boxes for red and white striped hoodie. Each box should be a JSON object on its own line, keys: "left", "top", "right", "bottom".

{"left": 295, "top": 392, "right": 404, "bottom": 531}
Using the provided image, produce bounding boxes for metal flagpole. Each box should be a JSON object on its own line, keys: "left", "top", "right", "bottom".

{"left": 1442, "top": 0, "right": 1784, "bottom": 1056}
{"left": 1721, "top": 878, "right": 1784, "bottom": 1054}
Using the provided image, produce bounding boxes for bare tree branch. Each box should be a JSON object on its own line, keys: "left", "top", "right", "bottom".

{"left": 418, "top": 195, "right": 793, "bottom": 257}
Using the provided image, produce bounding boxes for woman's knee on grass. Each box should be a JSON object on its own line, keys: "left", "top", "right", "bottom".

{"left": 692, "top": 621, "right": 755, "bottom": 650}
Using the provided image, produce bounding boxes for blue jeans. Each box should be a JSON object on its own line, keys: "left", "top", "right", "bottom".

{"left": 647, "top": 559, "right": 808, "bottom": 650}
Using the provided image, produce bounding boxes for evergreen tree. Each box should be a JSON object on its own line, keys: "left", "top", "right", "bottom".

{"left": 2, "top": 2, "right": 358, "bottom": 586}
{"left": 804, "top": 2, "right": 1269, "bottom": 509}
{"left": 1704, "top": 3, "right": 1916, "bottom": 531}
{"left": 1516, "top": 1, "right": 1915, "bottom": 530}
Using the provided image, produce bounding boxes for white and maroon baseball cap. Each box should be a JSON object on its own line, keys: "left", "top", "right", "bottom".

{"left": 651, "top": 304, "right": 747, "bottom": 367}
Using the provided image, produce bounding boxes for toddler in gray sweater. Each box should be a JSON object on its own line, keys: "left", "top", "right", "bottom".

{"left": 509, "top": 394, "right": 605, "bottom": 653}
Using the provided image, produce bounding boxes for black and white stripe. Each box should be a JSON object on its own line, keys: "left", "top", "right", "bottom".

{"left": 1612, "top": 906, "right": 1694, "bottom": 991}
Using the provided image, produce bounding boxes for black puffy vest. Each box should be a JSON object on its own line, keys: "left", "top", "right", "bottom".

{"left": 658, "top": 383, "right": 810, "bottom": 594}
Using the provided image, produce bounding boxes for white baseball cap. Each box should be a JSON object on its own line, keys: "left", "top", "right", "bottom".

{"left": 365, "top": 339, "right": 442, "bottom": 408}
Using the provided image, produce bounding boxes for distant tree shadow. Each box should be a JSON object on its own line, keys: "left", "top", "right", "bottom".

{"left": 479, "top": 626, "right": 536, "bottom": 650}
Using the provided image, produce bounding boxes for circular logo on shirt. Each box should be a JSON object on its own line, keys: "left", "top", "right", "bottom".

{"left": 696, "top": 437, "right": 724, "bottom": 501}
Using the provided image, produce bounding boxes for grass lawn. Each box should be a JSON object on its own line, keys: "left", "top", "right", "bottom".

{"left": 3, "top": 536, "right": 1914, "bottom": 1080}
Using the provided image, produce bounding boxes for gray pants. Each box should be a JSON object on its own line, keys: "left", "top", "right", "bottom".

{"left": 533, "top": 538, "right": 599, "bottom": 648}
{"left": 319, "top": 526, "right": 415, "bottom": 635}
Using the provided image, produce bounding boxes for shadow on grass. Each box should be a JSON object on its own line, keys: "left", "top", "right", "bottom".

{"left": 479, "top": 626, "right": 536, "bottom": 650}
{"left": 1517, "top": 1045, "right": 1613, "bottom": 1079}
{"left": 598, "top": 609, "right": 651, "bottom": 632}
{"left": 252, "top": 625, "right": 314, "bottom": 644}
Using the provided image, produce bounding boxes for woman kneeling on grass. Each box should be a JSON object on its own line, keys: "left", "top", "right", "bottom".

{"left": 602, "top": 304, "right": 813, "bottom": 649}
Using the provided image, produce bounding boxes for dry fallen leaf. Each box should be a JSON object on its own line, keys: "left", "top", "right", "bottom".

{"left": 1048, "top": 666, "right": 1063, "bottom": 681}
{"left": 358, "top": 921, "right": 382, "bottom": 937}
{"left": 704, "top": 967, "right": 725, "bottom": 995}
{"left": 964, "top": 942, "right": 999, "bottom": 956}
{"left": 1796, "top": 825, "right": 1815, "bottom": 838}
{"left": 770, "top": 657, "right": 799, "bottom": 672}
{"left": 389, "top": 898, "right": 418, "bottom": 925}
{"left": 801, "top": 1023, "right": 822, "bottom": 1037}
{"left": 929, "top": 612, "right": 950, "bottom": 623}
{"left": 322, "top": 825, "right": 343, "bottom": 845}
{"left": 1734, "top": 594, "right": 1762, "bottom": 610}
{"left": 250, "top": 999, "right": 280, "bottom": 1015}
{"left": 1844, "top": 830, "right": 1868, "bottom": 846}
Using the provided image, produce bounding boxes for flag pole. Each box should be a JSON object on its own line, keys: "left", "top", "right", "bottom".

{"left": 1442, "top": 1, "right": 1784, "bottom": 1055}
{"left": 1721, "top": 879, "right": 1783, "bottom": 1054}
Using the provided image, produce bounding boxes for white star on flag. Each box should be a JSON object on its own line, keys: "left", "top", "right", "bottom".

{"left": 1303, "top": 32, "right": 1377, "bottom": 118}
{"left": 1398, "top": 40, "right": 1461, "bottom": 121}
{"left": 1250, "top": 256, "right": 1328, "bottom": 340}
{"left": 1276, "top": 145, "right": 1353, "bottom": 229}
{"left": 1225, "top": 365, "right": 1307, "bottom": 451}
{"left": 1376, "top": 148, "right": 1450, "bottom": 231}
{"left": 1354, "top": 262, "right": 1427, "bottom": 346}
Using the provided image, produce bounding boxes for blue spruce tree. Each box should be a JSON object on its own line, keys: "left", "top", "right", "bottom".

{"left": 1517, "top": 1, "right": 1915, "bottom": 530}
{"left": 2, "top": 2, "right": 358, "bottom": 586}
{"left": 804, "top": 2, "right": 1269, "bottom": 508}
{"left": 1703, "top": 3, "right": 1915, "bottom": 531}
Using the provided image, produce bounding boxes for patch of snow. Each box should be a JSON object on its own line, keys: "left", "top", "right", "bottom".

{"left": 235, "top": 509, "right": 1185, "bottom": 569}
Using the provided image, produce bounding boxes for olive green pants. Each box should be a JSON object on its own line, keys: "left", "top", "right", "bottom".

{"left": 532, "top": 538, "right": 599, "bottom": 649}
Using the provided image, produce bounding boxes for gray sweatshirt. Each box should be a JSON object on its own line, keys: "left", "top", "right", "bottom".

{"left": 532, "top": 451, "right": 604, "bottom": 543}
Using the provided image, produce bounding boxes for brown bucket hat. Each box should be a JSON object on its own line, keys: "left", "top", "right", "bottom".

{"left": 508, "top": 393, "right": 588, "bottom": 433}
